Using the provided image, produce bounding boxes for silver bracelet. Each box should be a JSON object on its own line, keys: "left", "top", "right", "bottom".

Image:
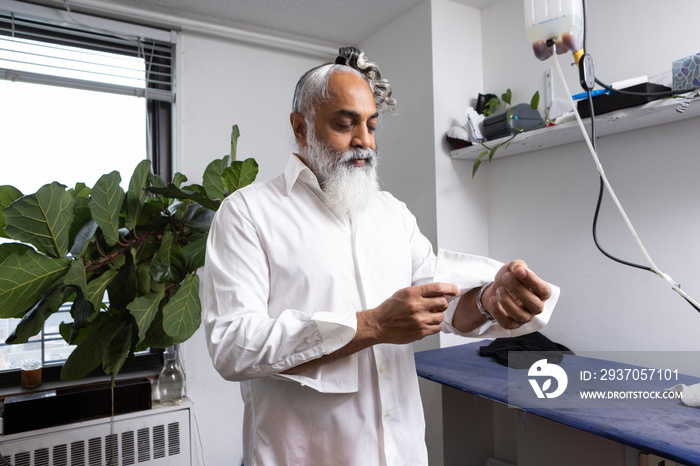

{"left": 476, "top": 281, "right": 495, "bottom": 322}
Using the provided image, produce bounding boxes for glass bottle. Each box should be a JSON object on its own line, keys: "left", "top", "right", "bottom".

{"left": 157, "top": 345, "right": 185, "bottom": 405}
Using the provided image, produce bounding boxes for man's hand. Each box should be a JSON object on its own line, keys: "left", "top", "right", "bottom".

{"left": 284, "top": 283, "right": 459, "bottom": 375}
{"left": 451, "top": 260, "right": 552, "bottom": 333}
{"left": 362, "top": 282, "right": 460, "bottom": 345}
{"left": 482, "top": 260, "right": 552, "bottom": 329}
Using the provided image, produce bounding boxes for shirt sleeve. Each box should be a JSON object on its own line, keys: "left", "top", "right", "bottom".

{"left": 201, "top": 194, "right": 357, "bottom": 392}
{"left": 434, "top": 249, "right": 560, "bottom": 338}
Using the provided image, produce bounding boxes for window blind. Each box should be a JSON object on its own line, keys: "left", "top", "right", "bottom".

{"left": 0, "top": 1, "right": 174, "bottom": 102}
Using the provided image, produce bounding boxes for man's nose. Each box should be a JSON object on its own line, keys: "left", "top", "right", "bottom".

{"left": 351, "top": 126, "right": 372, "bottom": 149}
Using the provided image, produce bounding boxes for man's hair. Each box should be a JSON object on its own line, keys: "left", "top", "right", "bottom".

{"left": 292, "top": 47, "right": 397, "bottom": 120}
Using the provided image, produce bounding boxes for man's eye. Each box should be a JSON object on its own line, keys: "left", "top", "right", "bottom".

{"left": 368, "top": 126, "right": 376, "bottom": 133}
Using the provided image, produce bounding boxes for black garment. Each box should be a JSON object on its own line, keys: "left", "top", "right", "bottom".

{"left": 478, "top": 331, "right": 573, "bottom": 369}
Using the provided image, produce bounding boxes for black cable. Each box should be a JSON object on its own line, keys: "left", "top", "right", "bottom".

{"left": 581, "top": 0, "right": 653, "bottom": 273}
{"left": 580, "top": 1, "right": 700, "bottom": 313}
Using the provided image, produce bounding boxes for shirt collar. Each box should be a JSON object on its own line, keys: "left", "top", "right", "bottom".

{"left": 284, "top": 153, "right": 323, "bottom": 195}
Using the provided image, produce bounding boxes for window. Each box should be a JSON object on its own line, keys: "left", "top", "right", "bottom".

{"left": 0, "top": 1, "right": 174, "bottom": 381}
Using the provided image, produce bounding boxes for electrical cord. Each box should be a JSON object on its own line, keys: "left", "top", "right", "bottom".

{"left": 579, "top": 0, "right": 653, "bottom": 273}
{"left": 0, "top": 451, "right": 13, "bottom": 466}
{"left": 553, "top": 49, "right": 700, "bottom": 312}
{"left": 586, "top": 91, "right": 652, "bottom": 273}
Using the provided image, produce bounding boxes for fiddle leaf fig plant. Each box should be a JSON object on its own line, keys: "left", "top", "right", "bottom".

{"left": 0, "top": 125, "right": 257, "bottom": 384}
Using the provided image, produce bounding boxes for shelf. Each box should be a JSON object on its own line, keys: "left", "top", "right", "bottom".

{"left": 450, "top": 96, "right": 700, "bottom": 160}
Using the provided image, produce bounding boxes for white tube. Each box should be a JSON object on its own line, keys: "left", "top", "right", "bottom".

{"left": 552, "top": 51, "right": 700, "bottom": 310}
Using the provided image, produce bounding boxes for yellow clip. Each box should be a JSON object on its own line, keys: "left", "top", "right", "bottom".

{"left": 573, "top": 48, "right": 585, "bottom": 65}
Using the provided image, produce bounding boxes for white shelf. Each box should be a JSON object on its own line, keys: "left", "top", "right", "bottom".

{"left": 450, "top": 97, "right": 700, "bottom": 161}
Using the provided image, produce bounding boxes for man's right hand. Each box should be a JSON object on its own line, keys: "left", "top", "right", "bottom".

{"left": 361, "top": 283, "right": 460, "bottom": 345}
{"left": 284, "top": 282, "right": 460, "bottom": 375}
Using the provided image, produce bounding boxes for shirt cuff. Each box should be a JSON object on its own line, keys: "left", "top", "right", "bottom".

{"left": 274, "top": 311, "right": 360, "bottom": 393}
{"left": 434, "top": 248, "right": 560, "bottom": 338}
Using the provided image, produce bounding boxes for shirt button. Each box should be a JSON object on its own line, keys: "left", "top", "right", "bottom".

{"left": 379, "top": 366, "right": 385, "bottom": 374}
{"left": 383, "top": 413, "right": 390, "bottom": 421}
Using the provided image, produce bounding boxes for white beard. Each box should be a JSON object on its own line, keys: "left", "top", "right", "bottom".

{"left": 302, "top": 131, "right": 380, "bottom": 221}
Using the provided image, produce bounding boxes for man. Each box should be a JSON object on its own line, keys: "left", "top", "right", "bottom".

{"left": 202, "top": 47, "right": 559, "bottom": 466}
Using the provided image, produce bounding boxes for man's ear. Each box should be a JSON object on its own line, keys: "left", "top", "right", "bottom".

{"left": 290, "top": 113, "right": 308, "bottom": 148}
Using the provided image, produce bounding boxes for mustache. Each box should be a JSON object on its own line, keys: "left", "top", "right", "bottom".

{"left": 339, "top": 147, "right": 378, "bottom": 165}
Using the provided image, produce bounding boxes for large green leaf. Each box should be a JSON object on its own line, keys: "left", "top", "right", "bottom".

{"left": 68, "top": 294, "right": 95, "bottom": 344}
{"left": 86, "top": 268, "right": 117, "bottom": 311}
{"left": 172, "top": 172, "right": 188, "bottom": 188}
{"left": 107, "top": 248, "right": 137, "bottom": 311}
{"left": 162, "top": 273, "right": 201, "bottom": 343}
{"left": 182, "top": 233, "right": 208, "bottom": 270}
{"left": 3, "top": 182, "right": 75, "bottom": 257}
{"left": 128, "top": 289, "right": 165, "bottom": 344}
{"left": 102, "top": 322, "right": 134, "bottom": 381}
{"left": 0, "top": 243, "right": 33, "bottom": 266}
{"left": 0, "top": 250, "right": 71, "bottom": 318}
{"left": 70, "top": 218, "right": 98, "bottom": 257}
{"left": 186, "top": 207, "right": 215, "bottom": 232}
{"left": 149, "top": 230, "right": 188, "bottom": 283}
{"left": 6, "top": 283, "right": 64, "bottom": 344}
{"left": 126, "top": 160, "right": 151, "bottom": 230}
{"left": 202, "top": 156, "right": 229, "bottom": 200}
{"left": 222, "top": 158, "right": 258, "bottom": 195}
{"left": 136, "top": 308, "right": 173, "bottom": 351}
{"left": 0, "top": 185, "right": 23, "bottom": 239}
{"left": 69, "top": 196, "right": 93, "bottom": 254}
{"left": 60, "top": 312, "right": 127, "bottom": 380}
{"left": 88, "top": 171, "right": 124, "bottom": 246}
{"left": 62, "top": 259, "right": 88, "bottom": 298}
{"left": 147, "top": 184, "right": 220, "bottom": 211}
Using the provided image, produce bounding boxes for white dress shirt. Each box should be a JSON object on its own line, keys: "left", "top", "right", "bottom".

{"left": 202, "top": 154, "right": 559, "bottom": 466}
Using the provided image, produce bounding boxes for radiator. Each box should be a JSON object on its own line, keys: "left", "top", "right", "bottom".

{"left": 0, "top": 400, "right": 191, "bottom": 466}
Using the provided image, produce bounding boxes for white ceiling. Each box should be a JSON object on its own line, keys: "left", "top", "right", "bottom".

{"left": 92, "top": 0, "right": 496, "bottom": 46}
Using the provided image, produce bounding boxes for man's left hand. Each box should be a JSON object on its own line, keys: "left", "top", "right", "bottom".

{"left": 482, "top": 260, "right": 552, "bottom": 329}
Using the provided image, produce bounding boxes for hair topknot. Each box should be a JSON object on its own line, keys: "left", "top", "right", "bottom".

{"left": 292, "top": 47, "right": 398, "bottom": 118}
{"left": 336, "top": 47, "right": 397, "bottom": 114}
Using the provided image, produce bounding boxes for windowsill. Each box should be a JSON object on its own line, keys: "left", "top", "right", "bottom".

{"left": 0, "top": 369, "right": 159, "bottom": 403}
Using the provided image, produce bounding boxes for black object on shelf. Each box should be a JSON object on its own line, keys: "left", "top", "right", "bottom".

{"left": 482, "top": 103, "right": 544, "bottom": 140}
{"left": 577, "top": 83, "right": 672, "bottom": 118}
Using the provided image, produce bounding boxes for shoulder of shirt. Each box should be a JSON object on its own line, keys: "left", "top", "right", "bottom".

{"left": 218, "top": 173, "right": 287, "bottom": 209}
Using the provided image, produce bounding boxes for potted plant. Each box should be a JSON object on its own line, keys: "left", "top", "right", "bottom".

{"left": 0, "top": 125, "right": 257, "bottom": 385}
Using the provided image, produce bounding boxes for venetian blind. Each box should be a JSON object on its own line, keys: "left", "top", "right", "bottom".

{"left": 0, "top": 0, "right": 174, "bottom": 102}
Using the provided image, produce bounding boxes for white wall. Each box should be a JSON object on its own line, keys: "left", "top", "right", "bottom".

{"left": 480, "top": 0, "right": 700, "bottom": 372}
{"left": 361, "top": 1, "right": 438, "bottom": 246}
{"left": 175, "top": 32, "right": 324, "bottom": 464}
{"left": 430, "top": 0, "right": 491, "bottom": 350}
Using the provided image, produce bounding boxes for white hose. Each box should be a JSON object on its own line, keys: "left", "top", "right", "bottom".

{"left": 552, "top": 51, "right": 700, "bottom": 310}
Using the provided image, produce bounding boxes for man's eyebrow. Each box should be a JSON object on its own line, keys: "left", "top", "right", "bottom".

{"left": 335, "top": 109, "right": 379, "bottom": 119}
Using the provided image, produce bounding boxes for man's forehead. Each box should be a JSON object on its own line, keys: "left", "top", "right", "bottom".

{"left": 325, "top": 72, "right": 377, "bottom": 115}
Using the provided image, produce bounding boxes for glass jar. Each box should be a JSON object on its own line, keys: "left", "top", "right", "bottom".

{"left": 157, "top": 345, "right": 185, "bottom": 405}
{"left": 21, "top": 360, "right": 42, "bottom": 388}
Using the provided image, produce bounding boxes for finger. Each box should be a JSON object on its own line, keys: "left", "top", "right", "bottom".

{"left": 502, "top": 272, "right": 546, "bottom": 315}
{"left": 507, "top": 264, "right": 552, "bottom": 301}
{"left": 420, "top": 282, "right": 460, "bottom": 297}
{"left": 491, "top": 287, "right": 535, "bottom": 325}
{"left": 425, "top": 296, "right": 450, "bottom": 312}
